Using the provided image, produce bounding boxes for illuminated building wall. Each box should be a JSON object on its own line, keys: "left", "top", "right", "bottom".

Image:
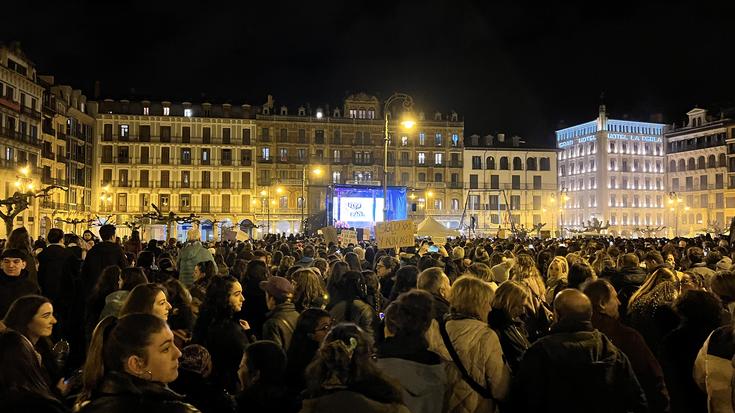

{"left": 665, "top": 107, "right": 735, "bottom": 237}
{"left": 556, "top": 105, "right": 666, "bottom": 236}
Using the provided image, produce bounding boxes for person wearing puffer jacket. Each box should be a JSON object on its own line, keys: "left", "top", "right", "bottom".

{"left": 694, "top": 323, "right": 735, "bottom": 413}
{"left": 377, "top": 290, "right": 448, "bottom": 413}
{"left": 426, "top": 276, "right": 510, "bottom": 413}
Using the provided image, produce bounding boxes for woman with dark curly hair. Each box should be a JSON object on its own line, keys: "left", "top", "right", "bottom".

{"left": 302, "top": 323, "right": 409, "bottom": 413}
{"left": 292, "top": 268, "right": 328, "bottom": 312}
{"left": 192, "top": 276, "right": 253, "bottom": 392}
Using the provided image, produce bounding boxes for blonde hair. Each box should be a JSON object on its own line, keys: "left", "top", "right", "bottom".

{"left": 547, "top": 256, "right": 569, "bottom": 282}
{"left": 449, "top": 276, "right": 495, "bottom": 319}
{"left": 627, "top": 267, "right": 677, "bottom": 313}
{"left": 466, "top": 262, "right": 493, "bottom": 283}
{"left": 492, "top": 281, "right": 529, "bottom": 317}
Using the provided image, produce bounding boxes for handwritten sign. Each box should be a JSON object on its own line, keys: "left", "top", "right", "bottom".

{"left": 321, "top": 226, "right": 338, "bottom": 244}
{"left": 375, "top": 220, "right": 416, "bottom": 249}
{"left": 363, "top": 227, "right": 371, "bottom": 241}
{"left": 341, "top": 229, "right": 358, "bottom": 245}
{"left": 433, "top": 236, "right": 446, "bottom": 245}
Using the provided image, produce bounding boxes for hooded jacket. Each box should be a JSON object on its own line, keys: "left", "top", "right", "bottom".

{"left": 511, "top": 319, "right": 648, "bottom": 413}
{"left": 78, "top": 371, "right": 200, "bottom": 413}
{"left": 376, "top": 335, "right": 448, "bottom": 413}
{"left": 694, "top": 325, "right": 735, "bottom": 413}
{"left": 178, "top": 242, "right": 217, "bottom": 286}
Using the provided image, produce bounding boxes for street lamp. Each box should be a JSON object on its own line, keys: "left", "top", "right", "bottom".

{"left": 260, "top": 189, "right": 270, "bottom": 234}
{"left": 559, "top": 189, "right": 569, "bottom": 238}
{"left": 301, "top": 167, "right": 322, "bottom": 235}
{"left": 668, "top": 192, "right": 686, "bottom": 237}
{"left": 383, "top": 93, "right": 415, "bottom": 221}
{"left": 99, "top": 185, "right": 113, "bottom": 213}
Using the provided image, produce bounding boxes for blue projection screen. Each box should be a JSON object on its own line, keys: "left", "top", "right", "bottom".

{"left": 327, "top": 185, "right": 407, "bottom": 228}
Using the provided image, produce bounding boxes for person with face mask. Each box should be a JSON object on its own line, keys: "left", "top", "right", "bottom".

{"left": 75, "top": 313, "right": 197, "bottom": 412}
{"left": 0, "top": 249, "right": 40, "bottom": 318}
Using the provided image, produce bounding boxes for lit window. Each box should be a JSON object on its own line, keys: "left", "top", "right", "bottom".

{"left": 184, "top": 108, "right": 192, "bottom": 117}
{"left": 419, "top": 133, "right": 425, "bottom": 146}
{"left": 401, "top": 136, "right": 408, "bottom": 146}
{"left": 435, "top": 153, "right": 443, "bottom": 165}
{"left": 262, "top": 148, "right": 270, "bottom": 160}
{"left": 332, "top": 171, "right": 341, "bottom": 183}
{"left": 418, "top": 152, "right": 426, "bottom": 164}
{"left": 452, "top": 134, "right": 459, "bottom": 146}
{"left": 163, "top": 107, "right": 170, "bottom": 116}
{"left": 143, "top": 107, "right": 149, "bottom": 115}
{"left": 120, "top": 125, "right": 129, "bottom": 137}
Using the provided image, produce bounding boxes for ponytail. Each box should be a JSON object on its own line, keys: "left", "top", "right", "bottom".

{"left": 78, "top": 314, "right": 167, "bottom": 405}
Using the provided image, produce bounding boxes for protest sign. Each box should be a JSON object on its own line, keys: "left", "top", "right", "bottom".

{"left": 321, "top": 226, "right": 338, "bottom": 244}
{"left": 375, "top": 220, "right": 415, "bottom": 249}
{"left": 341, "top": 229, "right": 358, "bottom": 245}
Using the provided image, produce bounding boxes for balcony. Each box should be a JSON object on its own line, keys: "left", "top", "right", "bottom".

{"left": 0, "top": 127, "right": 41, "bottom": 146}
{"left": 448, "top": 161, "right": 463, "bottom": 168}
{"left": 241, "top": 159, "right": 252, "bottom": 166}
{"left": 353, "top": 159, "right": 375, "bottom": 166}
{"left": 414, "top": 182, "right": 447, "bottom": 189}
{"left": 114, "top": 180, "right": 132, "bottom": 188}
{"left": 56, "top": 153, "right": 67, "bottom": 163}
{"left": 41, "top": 177, "right": 69, "bottom": 186}
{"left": 416, "top": 162, "right": 430, "bottom": 167}
{"left": 20, "top": 105, "right": 42, "bottom": 120}
{"left": 257, "top": 157, "right": 273, "bottom": 163}
{"left": 221, "top": 159, "right": 232, "bottom": 166}
{"left": 449, "top": 182, "right": 464, "bottom": 189}
{"left": 181, "top": 158, "right": 192, "bottom": 165}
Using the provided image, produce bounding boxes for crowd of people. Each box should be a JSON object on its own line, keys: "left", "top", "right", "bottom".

{"left": 2, "top": 222, "right": 735, "bottom": 412}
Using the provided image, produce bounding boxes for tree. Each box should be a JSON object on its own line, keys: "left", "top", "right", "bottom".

{"left": 633, "top": 225, "right": 667, "bottom": 238}
{"left": 0, "top": 185, "right": 67, "bottom": 237}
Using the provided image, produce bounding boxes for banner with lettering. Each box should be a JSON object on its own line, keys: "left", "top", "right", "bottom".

{"left": 375, "top": 220, "right": 416, "bottom": 249}
{"left": 341, "top": 229, "right": 358, "bottom": 246}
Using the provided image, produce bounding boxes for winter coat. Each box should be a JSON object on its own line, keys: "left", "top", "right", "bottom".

{"left": 376, "top": 336, "right": 448, "bottom": 413}
{"left": 487, "top": 308, "right": 530, "bottom": 374}
{"left": 694, "top": 325, "right": 735, "bottom": 413}
{"left": 689, "top": 262, "right": 717, "bottom": 284}
{"left": 661, "top": 320, "right": 721, "bottom": 413}
{"left": 169, "top": 369, "right": 235, "bottom": 413}
{"left": 591, "top": 312, "right": 670, "bottom": 413}
{"left": 300, "top": 380, "right": 410, "bottom": 413}
{"left": 0, "top": 269, "right": 40, "bottom": 318}
{"left": 78, "top": 371, "right": 200, "bottom": 413}
{"left": 430, "top": 293, "right": 450, "bottom": 322}
{"left": 426, "top": 314, "right": 511, "bottom": 413}
{"left": 608, "top": 265, "right": 648, "bottom": 315}
{"left": 236, "top": 381, "right": 294, "bottom": 413}
{"left": 0, "top": 389, "right": 68, "bottom": 413}
{"left": 81, "top": 241, "right": 128, "bottom": 299}
{"left": 262, "top": 302, "right": 300, "bottom": 351}
{"left": 511, "top": 319, "right": 648, "bottom": 413}
{"left": 178, "top": 242, "right": 217, "bottom": 286}
{"left": 192, "top": 316, "right": 254, "bottom": 393}
{"left": 124, "top": 239, "right": 143, "bottom": 257}
{"left": 330, "top": 299, "right": 378, "bottom": 338}
{"left": 36, "top": 245, "right": 77, "bottom": 308}
{"left": 628, "top": 281, "right": 680, "bottom": 352}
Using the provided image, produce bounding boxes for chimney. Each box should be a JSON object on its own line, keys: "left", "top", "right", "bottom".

{"left": 512, "top": 136, "right": 521, "bottom": 147}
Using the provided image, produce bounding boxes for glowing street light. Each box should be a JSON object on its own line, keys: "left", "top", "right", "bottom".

{"left": 383, "top": 93, "right": 415, "bottom": 220}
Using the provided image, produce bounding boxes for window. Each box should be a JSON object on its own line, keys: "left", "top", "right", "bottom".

{"left": 184, "top": 108, "right": 192, "bottom": 117}
{"left": 435, "top": 133, "right": 442, "bottom": 146}
{"left": 262, "top": 147, "right": 270, "bottom": 160}
{"left": 182, "top": 126, "right": 190, "bottom": 143}
{"left": 161, "top": 147, "right": 170, "bottom": 164}
{"left": 333, "top": 150, "right": 341, "bottom": 163}
{"left": 533, "top": 176, "right": 542, "bottom": 190}
{"left": 401, "top": 136, "right": 408, "bottom": 146}
{"left": 221, "top": 149, "right": 232, "bottom": 165}
{"left": 434, "top": 153, "right": 443, "bottom": 165}
{"left": 223, "top": 128, "right": 231, "bottom": 144}
{"left": 332, "top": 171, "right": 341, "bottom": 183}
{"left": 103, "top": 124, "right": 113, "bottom": 140}
{"left": 539, "top": 157, "right": 550, "bottom": 170}
{"left": 472, "top": 156, "right": 482, "bottom": 169}
{"left": 181, "top": 171, "right": 191, "bottom": 188}
{"left": 279, "top": 196, "right": 288, "bottom": 209}
{"left": 500, "top": 157, "right": 509, "bottom": 170}
{"left": 161, "top": 126, "right": 171, "bottom": 142}
{"left": 242, "top": 128, "right": 251, "bottom": 145}
{"left": 160, "top": 171, "right": 170, "bottom": 188}
{"left": 512, "top": 175, "right": 521, "bottom": 190}
{"left": 490, "top": 175, "right": 499, "bottom": 189}
{"left": 419, "top": 132, "right": 425, "bottom": 146}
{"left": 140, "top": 147, "right": 149, "bottom": 164}
{"left": 203, "top": 127, "right": 211, "bottom": 144}
{"left": 510, "top": 195, "right": 521, "bottom": 210}
{"left": 181, "top": 148, "right": 192, "bottom": 165}
{"left": 163, "top": 107, "right": 170, "bottom": 116}
{"left": 513, "top": 157, "right": 522, "bottom": 170}
{"left": 469, "top": 175, "right": 478, "bottom": 189}
{"left": 119, "top": 124, "right": 129, "bottom": 138}
{"left": 452, "top": 134, "right": 459, "bottom": 146}
{"left": 315, "top": 130, "right": 324, "bottom": 144}
{"left": 201, "top": 171, "right": 211, "bottom": 188}
{"left": 279, "top": 148, "right": 288, "bottom": 161}
{"left": 418, "top": 153, "right": 426, "bottom": 165}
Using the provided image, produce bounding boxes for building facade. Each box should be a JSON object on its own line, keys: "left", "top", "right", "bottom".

{"left": 556, "top": 106, "right": 667, "bottom": 237}
{"left": 665, "top": 107, "right": 735, "bottom": 237}
{"left": 254, "top": 93, "right": 465, "bottom": 232}
{"left": 37, "top": 77, "right": 95, "bottom": 236}
{"left": 0, "top": 43, "right": 44, "bottom": 238}
{"left": 88, "top": 100, "right": 258, "bottom": 241}
{"left": 463, "top": 134, "right": 558, "bottom": 236}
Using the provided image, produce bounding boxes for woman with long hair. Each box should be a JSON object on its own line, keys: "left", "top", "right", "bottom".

{"left": 326, "top": 261, "right": 350, "bottom": 307}
{"left": 344, "top": 252, "right": 362, "bottom": 272}
{"left": 86, "top": 266, "right": 123, "bottom": 337}
{"left": 162, "top": 278, "right": 195, "bottom": 348}
{"left": 192, "top": 276, "right": 253, "bottom": 393}
{"left": 189, "top": 260, "right": 218, "bottom": 314}
{"left": 292, "top": 268, "right": 328, "bottom": 311}
{"left": 388, "top": 265, "right": 419, "bottom": 303}
{"left": 329, "top": 271, "right": 379, "bottom": 338}
{"left": 285, "top": 309, "right": 331, "bottom": 395}
{"left": 119, "top": 284, "right": 172, "bottom": 320}
{"left": 488, "top": 281, "right": 532, "bottom": 373}
{"left": 239, "top": 260, "right": 269, "bottom": 338}
{"left": 545, "top": 256, "right": 569, "bottom": 304}
{"left": 3, "top": 295, "right": 66, "bottom": 396}
{"left": 627, "top": 266, "right": 680, "bottom": 350}
{"left": 124, "top": 230, "right": 143, "bottom": 257}
{"left": 302, "top": 323, "right": 409, "bottom": 413}
{"left": 0, "top": 330, "right": 67, "bottom": 412}
{"left": 5, "top": 227, "right": 38, "bottom": 284}
{"left": 375, "top": 256, "right": 400, "bottom": 299}
{"left": 511, "top": 254, "right": 546, "bottom": 302}
{"left": 75, "top": 313, "right": 193, "bottom": 412}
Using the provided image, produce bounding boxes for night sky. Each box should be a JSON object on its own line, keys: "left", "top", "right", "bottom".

{"left": 4, "top": 1, "right": 734, "bottom": 146}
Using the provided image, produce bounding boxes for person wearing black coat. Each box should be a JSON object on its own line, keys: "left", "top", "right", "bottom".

{"left": 169, "top": 345, "right": 235, "bottom": 413}
{"left": 512, "top": 289, "right": 647, "bottom": 413}
{"left": 0, "top": 249, "right": 40, "bottom": 318}
{"left": 79, "top": 371, "right": 199, "bottom": 413}
{"left": 80, "top": 225, "right": 128, "bottom": 300}
{"left": 36, "top": 229, "right": 79, "bottom": 339}
{"left": 488, "top": 281, "right": 531, "bottom": 374}
{"left": 606, "top": 253, "right": 648, "bottom": 317}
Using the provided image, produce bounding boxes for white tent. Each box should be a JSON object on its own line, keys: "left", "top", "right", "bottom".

{"left": 416, "top": 216, "right": 460, "bottom": 238}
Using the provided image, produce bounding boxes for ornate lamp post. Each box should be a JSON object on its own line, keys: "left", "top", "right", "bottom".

{"left": 383, "top": 93, "right": 415, "bottom": 221}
